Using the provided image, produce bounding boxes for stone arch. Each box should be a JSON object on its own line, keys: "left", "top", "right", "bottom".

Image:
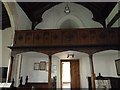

{"left": 3, "top": 2, "right": 16, "bottom": 29}
{"left": 3, "top": 1, "right": 32, "bottom": 30}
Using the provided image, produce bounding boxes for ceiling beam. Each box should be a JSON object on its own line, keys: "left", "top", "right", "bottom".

{"left": 107, "top": 10, "right": 120, "bottom": 28}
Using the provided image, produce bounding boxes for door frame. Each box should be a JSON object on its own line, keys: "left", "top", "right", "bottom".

{"left": 60, "top": 59, "right": 80, "bottom": 89}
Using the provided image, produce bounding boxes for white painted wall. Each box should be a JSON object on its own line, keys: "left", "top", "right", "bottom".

{"left": 15, "top": 3, "right": 32, "bottom": 30}
{"left": 35, "top": 2, "right": 102, "bottom": 29}
{"left": 93, "top": 50, "right": 120, "bottom": 77}
{"left": 51, "top": 50, "right": 119, "bottom": 88}
{"left": 51, "top": 57, "right": 90, "bottom": 88}
{"left": 2, "top": 2, "right": 32, "bottom": 67}
{"left": 2, "top": 27, "right": 13, "bottom": 67}
{"left": 20, "top": 52, "right": 49, "bottom": 84}
{"left": 1, "top": 1, "right": 32, "bottom": 68}
{"left": 10, "top": 50, "right": 119, "bottom": 88}
{"left": 52, "top": 56, "right": 61, "bottom": 88}
{"left": 52, "top": 51, "right": 90, "bottom": 88}
{"left": 80, "top": 56, "right": 90, "bottom": 88}
{"left": 0, "top": 30, "right": 2, "bottom": 67}
{"left": 20, "top": 55, "right": 27, "bottom": 84}
{"left": 118, "top": 2, "right": 120, "bottom": 27}
{"left": 11, "top": 54, "right": 22, "bottom": 87}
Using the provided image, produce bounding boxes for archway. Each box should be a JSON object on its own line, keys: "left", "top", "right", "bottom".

{"left": 93, "top": 50, "right": 120, "bottom": 77}
{"left": 52, "top": 50, "right": 89, "bottom": 88}
{"left": 9, "top": 51, "right": 49, "bottom": 87}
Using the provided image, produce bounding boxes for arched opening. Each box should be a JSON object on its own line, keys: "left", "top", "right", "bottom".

{"left": 52, "top": 50, "right": 90, "bottom": 88}
{"left": 10, "top": 51, "right": 49, "bottom": 87}
{"left": 93, "top": 50, "right": 120, "bottom": 77}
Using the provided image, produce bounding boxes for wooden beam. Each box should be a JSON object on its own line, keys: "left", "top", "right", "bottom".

{"left": 89, "top": 54, "right": 96, "bottom": 90}
{"left": 48, "top": 55, "right": 52, "bottom": 88}
{"left": 107, "top": 10, "right": 120, "bottom": 28}
{"left": 8, "top": 45, "right": 120, "bottom": 50}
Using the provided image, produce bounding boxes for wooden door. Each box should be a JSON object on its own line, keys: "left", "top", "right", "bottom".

{"left": 70, "top": 60, "right": 80, "bottom": 88}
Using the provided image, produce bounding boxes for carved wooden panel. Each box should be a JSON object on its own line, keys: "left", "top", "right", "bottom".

{"left": 13, "top": 28, "right": 120, "bottom": 47}
{"left": 97, "top": 30, "right": 108, "bottom": 45}
{"left": 109, "top": 29, "right": 118, "bottom": 45}
{"left": 78, "top": 29, "right": 90, "bottom": 45}
{"left": 25, "top": 31, "right": 33, "bottom": 46}
{"left": 89, "top": 30, "right": 98, "bottom": 45}
{"left": 33, "top": 31, "right": 43, "bottom": 46}
{"left": 118, "top": 30, "right": 120, "bottom": 45}
{"left": 14, "top": 31, "right": 25, "bottom": 46}
{"left": 62, "top": 30, "right": 78, "bottom": 45}
{"left": 51, "top": 30, "right": 62, "bottom": 45}
{"left": 43, "top": 30, "right": 51, "bottom": 46}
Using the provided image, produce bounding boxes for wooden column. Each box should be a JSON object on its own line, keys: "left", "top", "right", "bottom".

{"left": 89, "top": 54, "right": 96, "bottom": 90}
{"left": 48, "top": 55, "right": 52, "bottom": 88}
{"left": 7, "top": 56, "right": 14, "bottom": 82}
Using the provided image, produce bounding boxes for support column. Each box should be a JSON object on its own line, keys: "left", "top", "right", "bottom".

{"left": 48, "top": 55, "right": 52, "bottom": 88}
{"left": 7, "top": 56, "right": 14, "bottom": 82}
{"left": 89, "top": 54, "right": 96, "bottom": 90}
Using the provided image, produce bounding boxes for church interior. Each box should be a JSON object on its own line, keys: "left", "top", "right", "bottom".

{"left": 0, "top": 1, "right": 120, "bottom": 90}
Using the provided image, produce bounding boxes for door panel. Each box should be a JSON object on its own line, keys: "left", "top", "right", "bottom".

{"left": 70, "top": 60, "right": 80, "bottom": 88}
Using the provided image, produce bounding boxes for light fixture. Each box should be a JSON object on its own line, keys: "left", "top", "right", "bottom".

{"left": 64, "top": 2, "right": 70, "bottom": 14}
{"left": 67, "top": 53, "right": 74, "bottom": 58}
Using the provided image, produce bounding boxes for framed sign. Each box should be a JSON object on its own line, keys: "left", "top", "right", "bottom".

{"left": 40, "top": 61, "right": 46, "bottom": 70}
{"left": 115, "top": 59, "right": 120, "bottom": 76}
{"left": 34, "top": 63, "right": 40, "bottom": 70}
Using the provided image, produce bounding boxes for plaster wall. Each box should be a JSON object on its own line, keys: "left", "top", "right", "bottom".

{"left": 0, "top": 30, "right": 2, "bottom": 67}
{"left": 20, "top": 52, "right": 49, "bottom": 84}
{"left": 52, "top": 52, "right": 90, "bottom": 88}
{"left": 11, "top": 50, "right": 120, "bottom": 88}
{"left": 93, "top": 50, "right": 120, "bottom": 77}
{"left": 2, "top": 2, "right": 32, "bottom": 66}
{"left": 52, "top": 50, "right": 119, "bottom": 88}
{"left": 2, "top": 28, "right": 13, "bottom": 67}
{"left": 36, "top": 3, "right": 102, "bottom": 29}
{"left": 51, "top": 55, "right": 90, "bottom": 88}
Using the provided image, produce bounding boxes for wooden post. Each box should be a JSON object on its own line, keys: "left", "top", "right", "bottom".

{"left": 48, "top": 55, "right": 52, "bottom": 88}
{"left": 7, "top": 56, "right": 14, "bottom": 82}
{"left": 89, "top": 54, "right": 96, "bottom": 90}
